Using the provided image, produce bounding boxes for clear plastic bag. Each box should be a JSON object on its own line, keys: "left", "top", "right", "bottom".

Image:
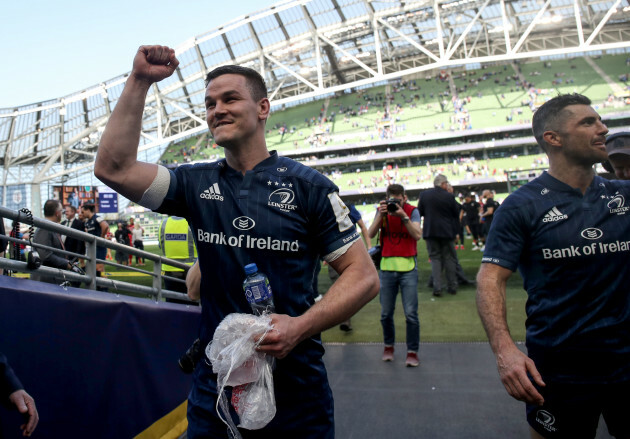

{"left": 206, "top": 313, "right": 276, "bottom": 438}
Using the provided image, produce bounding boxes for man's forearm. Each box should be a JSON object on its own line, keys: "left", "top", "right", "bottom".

{"left": 476, "top": 264, "right": 515, "bottom": 354}
{"left": 95, "top": 77, "right": 153, "bottom": 200}
{"left": 403, "top": 220, "right": 422, "bottom": 241}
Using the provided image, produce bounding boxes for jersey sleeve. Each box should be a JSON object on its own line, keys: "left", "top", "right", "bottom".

{"left": 481, "top": 196, "right": 526, "bottom": 271}
{"left": 0, "top": 352, "right": 23, "bottom": 400}
{"left": 309, "top": 185, "right": 359, "bottom": 258}
{"left": 155, "top": 168, "right": 191, "bottom": 219}
{"left": 347, "top": 204, "right": 362, "bottom": 224}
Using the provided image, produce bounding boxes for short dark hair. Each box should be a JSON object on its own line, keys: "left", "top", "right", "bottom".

{"left": 43, "top": 199, "right": 61, "bottom": 217}
{"left": 65, "top": 205, "right": 77, "bottom": 213}
{"left": 386, "top": 184, "right": 405, "bottom": 197}
{"left": 532, "top": 93, "right": 591, "bottom": 151}
{"left": 81, "top": 204, "right": 95, "bottom": 213}
{"left": 205, "top": 65, "right": 267, "bottom": 102}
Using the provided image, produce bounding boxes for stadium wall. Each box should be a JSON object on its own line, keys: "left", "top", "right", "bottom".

{"left": 0, "top": 276, "right": 201, "bottom": 438}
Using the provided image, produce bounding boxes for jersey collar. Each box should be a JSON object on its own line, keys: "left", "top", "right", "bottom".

{"left": 221, "top": 150, "right": 279, "bottom": 175}
{"left": 539, "top": 171, "right": 604, "bottom": 197}
{"left": 252, "top": 150, "right": 279, "bottom": 171}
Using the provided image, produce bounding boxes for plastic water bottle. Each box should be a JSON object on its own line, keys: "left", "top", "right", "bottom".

{"left": 243, "top": 263, "right": 275, "bottom": 316}
{"left": 232, "top": 264, "right": 275, "bottom": 409}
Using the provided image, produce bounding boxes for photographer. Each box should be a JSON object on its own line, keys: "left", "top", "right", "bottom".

{"left": 368, "top": 184, "right": 422, "bottom": 367}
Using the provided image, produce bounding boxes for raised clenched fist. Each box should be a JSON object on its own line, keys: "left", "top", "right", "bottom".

{"left": 131, "top": 45, "right": 180, "bottom": 84}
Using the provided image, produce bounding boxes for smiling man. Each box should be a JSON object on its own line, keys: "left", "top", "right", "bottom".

{"left": 476, "top": 94, "right": 630, "bottom": 439}
{"left": 94, "top": 45, "right": 378, "bottom": 438}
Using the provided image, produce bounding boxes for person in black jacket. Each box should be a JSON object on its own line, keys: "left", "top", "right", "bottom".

{"left": 61, "top": 205, "right": 85, "bottom": 263}
{"left": 0, "top": 219, "right": 7, "bottom": 276}
{"left": 1, "top": 352, "right": 38, "bottom": 437}
{"left": 418, "top": 174, "right": 460, "bottom": 296}
{"left": 31, "top": 200, "right": 72, "bottom": 285}
{"left": 114, "top": 222, "right": 130, "bottom": 266}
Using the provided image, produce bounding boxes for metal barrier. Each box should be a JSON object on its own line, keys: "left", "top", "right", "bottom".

{"left": 0, "top": 206, "right": 197, "bottom": 304}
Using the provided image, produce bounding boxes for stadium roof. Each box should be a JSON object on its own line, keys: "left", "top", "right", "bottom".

{"left": 1, "top": 0, "right": 629, "bottom": 188}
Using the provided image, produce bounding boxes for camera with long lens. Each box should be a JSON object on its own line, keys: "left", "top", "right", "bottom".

{"left": 179, "top": 338, "right": 202, "bottom": 374}
{"left": 386, "top": 198, "right": 401, "bottom": 213}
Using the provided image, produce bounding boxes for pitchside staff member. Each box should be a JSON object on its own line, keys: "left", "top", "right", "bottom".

{"left": 476, "top": 93, "right": 630, "bottom": 439}
{"left": 95, "top": 45, "right": 378, "bottom": 438}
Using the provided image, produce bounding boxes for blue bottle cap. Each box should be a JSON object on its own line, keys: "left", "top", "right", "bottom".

{"left": 244, "top": 263, "right": 258, "bottom": 275}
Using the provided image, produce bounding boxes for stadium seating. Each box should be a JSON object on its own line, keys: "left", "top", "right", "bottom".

{"left": 159, "top": 54, "right": 630, "bottom": 194}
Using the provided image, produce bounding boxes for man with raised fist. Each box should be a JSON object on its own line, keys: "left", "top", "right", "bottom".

{"left": 95, "top": 46, "right": 378, "bottom": 438}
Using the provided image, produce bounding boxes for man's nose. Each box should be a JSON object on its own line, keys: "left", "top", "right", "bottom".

{"left": 213, "top": 101, "right": 227, "bottom": 115}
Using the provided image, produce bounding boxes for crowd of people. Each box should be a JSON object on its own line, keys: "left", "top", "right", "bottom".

{"left": 0, "top": 203, "right": 147, "bottom": 291}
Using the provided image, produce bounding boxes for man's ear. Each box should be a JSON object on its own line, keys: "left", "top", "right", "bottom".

{"left": 542, "top": 130, "right": 562, "bottom": 149}
{"left": 258, "top": 98, "right": 271, "bottom": 121}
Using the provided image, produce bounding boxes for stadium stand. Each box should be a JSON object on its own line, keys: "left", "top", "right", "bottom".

{"left": 160, "top": 54, "right": 630, "bottom": 200}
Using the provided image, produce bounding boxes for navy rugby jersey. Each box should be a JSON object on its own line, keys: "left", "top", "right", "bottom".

{"left": 156, "top": 152, "right": 358, "bottom": 422}
{"left": 157, "top": 151, "right": 358, "bottom": 339}
{"left": 483, "top": 172, "right": 630, "bottom": 382}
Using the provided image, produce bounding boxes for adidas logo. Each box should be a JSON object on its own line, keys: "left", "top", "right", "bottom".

{"left": 542, "top": 206, "right": 568, "bottom": 223}
{"left": 200, "top": 183, "right": 224, "bottom": 201}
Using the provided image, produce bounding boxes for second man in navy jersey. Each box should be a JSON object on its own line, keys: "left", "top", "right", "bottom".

{"left": 476, "top": 94, "right": 630, "bottom": 439}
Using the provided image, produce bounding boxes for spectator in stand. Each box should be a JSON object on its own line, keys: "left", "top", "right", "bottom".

{"left": 131, "top": 220, "right": 145, "bottom": 266}
{"left": 0, "top": 352, "right": 39, "bottom": 437}
{"left": 368, "top": 184, "right": 422, "bottom": 366}
{"left": 604, "top": 131, "right": 630, "bottom": 179}
{"left": 31, "top": 200, "right": 73, "bottom": 285}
